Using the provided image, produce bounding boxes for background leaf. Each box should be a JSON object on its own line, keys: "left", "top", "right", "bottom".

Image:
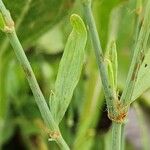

{"left": 0, "top": 0, "right": 74, "bottom": 47}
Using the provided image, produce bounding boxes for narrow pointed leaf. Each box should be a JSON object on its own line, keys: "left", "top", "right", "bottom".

{"left": 131, "top": 49, "right": 150, "bottom": 102}
{"left": 49, "top": 14, "right": 87, "bottom": 124}
{"left": 106, "top": 41, "right": 118, "bottom": 92}
{"left": 107, "top": 59, "right": 115, "bottom": 91}
{"left": 110, "top": 41, "right": 118, "bottom": 88}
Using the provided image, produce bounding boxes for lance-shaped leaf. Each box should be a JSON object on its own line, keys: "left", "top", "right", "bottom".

{"left": 131, "top": 49, "right": 150, "bottom": 102}
{"left": 106, "top": 41, "right": 118, "bottom": 94}
{"left": 107, "top": 59, "right": 115, "bottom": 91}
{"left": 109, "top": 41, "right": 118, "bottom": 89}
{"left": 49, "top": 14, "right": 87, "bottom": 124}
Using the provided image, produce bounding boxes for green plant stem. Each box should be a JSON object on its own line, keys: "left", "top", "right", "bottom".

{"left": 0, "top": 4, "right": 32, "bottom": 148}
{"left": 8, "top": 21, "right": 69, "bottom": 150}
{"left": 112, "top": 122, "right": 122, "bottom": 150}
{"left": 82, "top": 0, "right": 115, "bottom": 116}
{"left": 8, "top": 30, "right": 58, "bottom": 130}
{"left": 82, "top": 1, "right": 122, "bottom": 149}
{"left": 0, "top": 0, "right": 69, "bottom": 149}
{"left": 121, "top": 124, "right": 125, "bottom": 150}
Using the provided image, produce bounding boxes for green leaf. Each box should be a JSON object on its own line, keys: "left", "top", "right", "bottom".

{"left": 107, "top": 59, "right": 115, "bottom": 90}
{"left": 109, "top": 41, "right": 118, "bottom": 89}
{"left": 49, "top": 14, "right": 87, "bottom": 124}
{"left": 131, "top": 49, "right": 150, "bottom": 102}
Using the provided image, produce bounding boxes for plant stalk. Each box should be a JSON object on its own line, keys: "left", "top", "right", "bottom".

{"left": 121, "top": 124, "right": 125, "bottom": 150}
{"left": 82, "top": 0, "right": 116, "bottom": 116}
{"left": 112, "top": 122, "right": 122, "bottom": 150}
{"left": 0, "top": 0, "right": 69, "bottom": 149}
{"left": 82, "top": 1, "right": 123, "bottom": 149}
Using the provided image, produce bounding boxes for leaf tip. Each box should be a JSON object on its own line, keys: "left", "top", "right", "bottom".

{"left": 70, "top": 14, "right": 86, "bottom": 35}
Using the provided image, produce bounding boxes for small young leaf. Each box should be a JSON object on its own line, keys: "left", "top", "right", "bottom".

{"left": 49, "top": 14, "right": 87, "bottom": 124}
{"left": 106, "top": 41, "right": 118, "bottom": 92}
{"left": 107, "top": 59, "right": 115, "bottom": 91}
{"left": 110, "top": 41, "right": 118, "bottom": 88}
{"left": 131, "top": 49, "right": 150, "bottom": 102}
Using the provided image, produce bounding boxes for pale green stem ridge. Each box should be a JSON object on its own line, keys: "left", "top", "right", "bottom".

{"left": 82, "top": 0, "right": 115, "bottom": 115}
{"left": 121, "top": 124, "right": 125, "bottom": 150}
{"left": 8, "top": 31, "right": 57, "bottom": 130}
{"left": 112, "top": 123, "right": 122, "bottom": 150}
{"left": 82, "top": 1, "right": 123, "bottom": 150}
{"left": 0, "top": 0, "right": 69, "bottom": 149}
{"left": 7, "top": 24, "right": 69, "bottom": 150}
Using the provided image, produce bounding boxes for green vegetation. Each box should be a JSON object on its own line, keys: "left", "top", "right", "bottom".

{"left": 0, "top": 0, "right": 150, "bottom": 150}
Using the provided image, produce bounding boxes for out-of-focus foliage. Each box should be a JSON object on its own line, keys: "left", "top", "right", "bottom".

{"left": 0, "top": 0, "right": 150, "bottom": 149}
{"left": 0, "top": 0, "right": 74, "bottom": 46}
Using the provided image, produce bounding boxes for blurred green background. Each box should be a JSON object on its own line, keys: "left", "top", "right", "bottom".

{"left": 0, "top": 0, "right": 150, "bottom": 149}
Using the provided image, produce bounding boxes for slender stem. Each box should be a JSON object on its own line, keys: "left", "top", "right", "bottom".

{"left": 121, "top": 124, "right": 125, "bottom": 150}
{"left": 82, "top": 0, "right": 116, "bottom": 115}
{"left": 8, "top": 31, "right": 58, "bottom": 129}
{"left": 8, "top": 18, "right": 69, "bottom": 150}
{"left": 82, "top": 1, "right": 123, "bottom": 150}
{"left": 112, "top": 122, "right": 122, "bottom": 150}
{"left": 0, "top": 0, "right": 69, "bottom": 149}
